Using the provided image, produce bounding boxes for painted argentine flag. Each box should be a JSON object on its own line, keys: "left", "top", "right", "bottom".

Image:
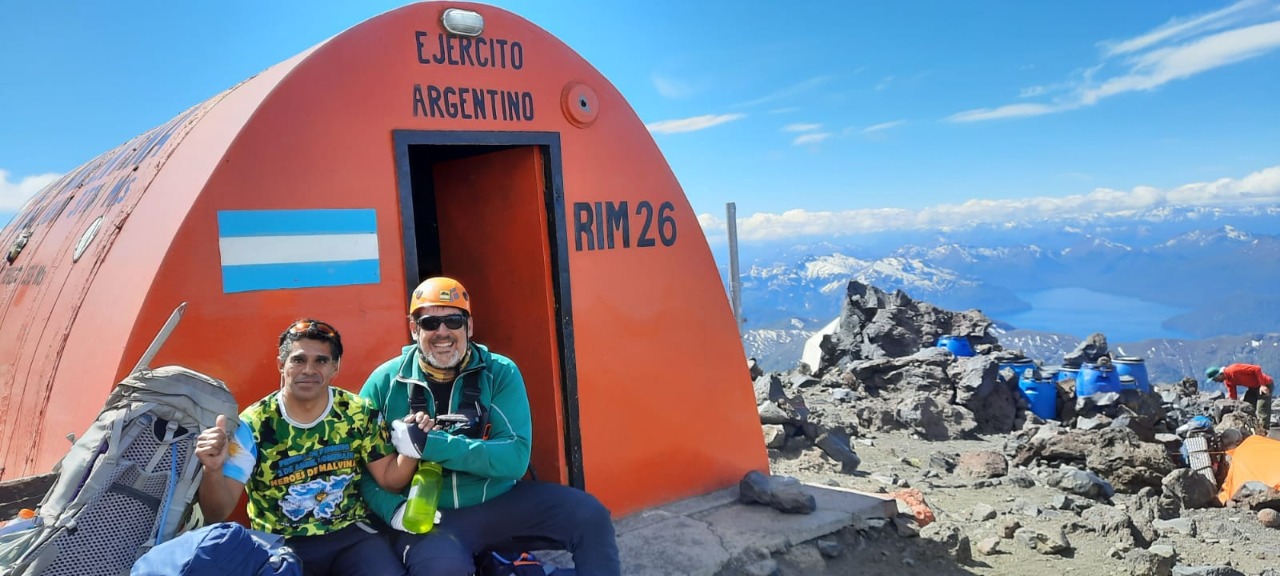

{"left": 217, "top": 209, "right": 380, "bottom": 293}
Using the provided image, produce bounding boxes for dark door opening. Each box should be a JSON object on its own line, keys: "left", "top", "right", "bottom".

{"left": 393, "top": 131, "right": 582, "bottom": 488}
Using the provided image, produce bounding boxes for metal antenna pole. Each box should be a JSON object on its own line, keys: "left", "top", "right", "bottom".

{"left": 727, "top": 203, "right": 743, "bottom": 335}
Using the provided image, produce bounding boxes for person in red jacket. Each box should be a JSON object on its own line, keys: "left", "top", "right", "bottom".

{"left": 1206, "top": 364, "right": 1274, "bottom": 434}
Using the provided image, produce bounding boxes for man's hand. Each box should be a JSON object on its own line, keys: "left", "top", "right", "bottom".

{"left": 195, "top": 414, "right": 230, "bottom": 471}
{"left": 390, "top": 502, "right": 443, "bottom": 533}
{"left": 195, "top": 414, "right": 247, "bottom": 523}
{"left": 405, "top": 411, "right": 439, "bottom": 431}
{"left": 391, "top": 412, "right": 434, "bottom": 459}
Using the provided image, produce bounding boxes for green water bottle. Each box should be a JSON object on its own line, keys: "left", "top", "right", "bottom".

{"left": 402, "top": 461, "right": 442, "bottom": 534}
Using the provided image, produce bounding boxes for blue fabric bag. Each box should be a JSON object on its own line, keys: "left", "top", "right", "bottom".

{"left": 130, "top": 522, "right": 301, "bottom": 576}
{"left": 479, "top": 551, "right": 547, "bottom": 576}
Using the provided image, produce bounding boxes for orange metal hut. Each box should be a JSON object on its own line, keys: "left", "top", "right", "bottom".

{"left": 0, "top": 2, "right": 766, "bottom": 517}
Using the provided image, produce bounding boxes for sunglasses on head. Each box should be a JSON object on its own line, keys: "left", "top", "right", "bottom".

{"left": 416, "top": 314, "right": 467, "bottom": 331}
{"left": 288, "top": 320, "right": 337, "bottom": 337}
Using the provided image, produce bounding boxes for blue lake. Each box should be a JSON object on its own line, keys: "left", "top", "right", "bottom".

{"left": 998, "top": 287, "right": 1197, "bottom": 342}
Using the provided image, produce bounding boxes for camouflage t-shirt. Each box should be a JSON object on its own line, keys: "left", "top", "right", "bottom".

{"left": 223, "top": 387, "right": 393, "bottom": 537}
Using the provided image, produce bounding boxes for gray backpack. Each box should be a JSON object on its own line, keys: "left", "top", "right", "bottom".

{"left": 0, "top": 365, "right": 237, "bottom": 575}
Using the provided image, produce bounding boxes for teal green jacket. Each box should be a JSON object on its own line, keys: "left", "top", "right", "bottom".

{"left": 357, "top": 343, "right": 532, "bottom": 523}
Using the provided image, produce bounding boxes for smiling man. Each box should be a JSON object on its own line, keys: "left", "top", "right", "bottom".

{"left": 194, "top": 319, "right": 419, "bottom": 576}
{"left": 359, "top": 277, "right": 619, "bottom": 576}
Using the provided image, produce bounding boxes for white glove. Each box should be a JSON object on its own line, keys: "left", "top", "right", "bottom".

{"left": 391, "top": 503, "right": 408, "bottom": 531}
{"left": 390, "top": 503, "right": 443, "bottom": 532}
{"left": 391, "top": 419, "right": 427, "bottom": 459}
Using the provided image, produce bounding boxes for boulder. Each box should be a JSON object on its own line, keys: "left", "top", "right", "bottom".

{"left": 1063, "top": 333, "right": 1108, "bottom": 366}
{"left": 928, "top": 451, "right": 958, "bottom": 473}
{"left": 753, "top": 373, "right": 785, "bottom": 405}
{"left": 738, "top": 471, "right": 816, "bottom": 515}
{"left": 894, "top": 393, "right": 943, "bottom": 439}
{"left": 1084, "top": 427, "right": 1174, "bottom": 493}
{"left": 970, "top": 502, "right": 997, "bottom": 521}
{"left": 1152, "top": 517, "right": 1196, "bottom": 537}
{"left": 949, "top": 356, "right": 1018, "bottom": 433}
{"left": 762, "top": 425, "right": 787, "bottom": 449}
{"left": 975, "top": 537, "right": 1001, "bottom": 556}
{"left": 1123, "top": 548, "right": 1176, "bottom": 576}
{"left": 814, "top": 281, "right": 1000, "bottom": 375}
{"left": 920, "top": 521, "right": 972, "bottom": 563}
{"left": 1014, "top": 525, "right": 1071, "bottom": 555}
{"left": 998, "top": 516, "right": 1021, "bottom": 538}
{"left": 814, "top": 430, "right": 861, "bottom": 473}
{"left": 1228, "top": 481, "right": 1280, "bottom": 510}
{"left": 814, "top": 538, "right": 843, "bottom": 558}
{"left": 758, "top": 400, "right": 801, "bottom": 426}
{"left": 1161, "top": 468, "right": 1218, "bottom": 510}
{"left": 1047, "top": 466, "right": 1115, "bottom": 500}
{"left": 1171, "top": 567, "right": 1245, "bottom": 576}
{"left": 956, "top": 451, "right": 1008, "bottom": 479}
{"left": 1077, "top": 504, "right": 1139, "bottom": 546}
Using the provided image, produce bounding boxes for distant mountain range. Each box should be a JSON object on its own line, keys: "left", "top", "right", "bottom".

{"left": 730, "top": 204, "right": 1280, "bottom": 378}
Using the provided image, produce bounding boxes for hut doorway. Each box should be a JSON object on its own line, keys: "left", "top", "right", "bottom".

{"left": 394, "top": 131, "right": 582, "bottom": 487}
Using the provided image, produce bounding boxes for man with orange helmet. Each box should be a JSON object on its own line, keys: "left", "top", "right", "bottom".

{"left": 359, "top": 277, "right": 620, "bottom": 576}
{"left": 1205, "top": 364, "right": 1274, "bottom": 435}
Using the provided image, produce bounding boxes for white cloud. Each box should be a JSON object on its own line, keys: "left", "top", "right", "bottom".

{"left": 875, "top": 76, "right": 895, "bottom": 91}
{"left": 699, "top": 164, "right": 1280, "bottom": 241}
{"left": 651, "top": 73, "right": 694, "bottom": 99}
{"left": 782, "top": 123, "right": 821, "bottom": 132}
{"left": 792, "top": 133, "right": 832, "bottom": 146}
{"left": 1019, "top": 86, "right": 1047, "bottom": 98}
{"left": 734, "top": 76, "right": 831, "bottom": 108}
{"left": 950, "top": 2, "right": 1280, "bottom": 122}
{"left": 0, "top": 169, "right": 60, "bottom": 212}
{"left": 1083, "top": 20, "right": 1280, "bottom": 104}
{"left": 1100, "top": 0, "right": 1258, "bottom": 57}
{"left": 948, "top": 103, "right": 1064, "bottom": 122}
{"left": 861, "top": 120, "right": 905, "bottom": 134}
{"left": 697, "top": 212, "right": 723, "bottom": 235}
{"left": 646, "top": 113, "right": 745, "bottom": 134}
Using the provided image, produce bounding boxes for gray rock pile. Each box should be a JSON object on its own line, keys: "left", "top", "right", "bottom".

{"left": 809, "top": 280, "right": 1002, "bottom": 374}
{"left": 750, "top": 280, "right": 1280, "bottom": 574}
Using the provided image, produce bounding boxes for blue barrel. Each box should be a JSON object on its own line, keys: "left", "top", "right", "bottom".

{"left": 1078, "top": 362, "right": 1121, "bottom": 396}
{"left": 1114, "top": 356, "right": 1150, "bottom": 392}
{"left": 1019, "top": 374, "right": 1058, "bottom": 420}
{"left": 1056, "top": 365, "right": 1080, "bottom": 385}
{"left": 999, "top": 358, "right": 1038, "bottom": 382}
{"left": 936, "top": 335, "right": 974, "bottom": 357}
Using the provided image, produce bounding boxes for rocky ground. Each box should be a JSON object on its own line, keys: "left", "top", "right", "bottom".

{"left": 768, "top": 429, "right": 1279, "bottom": 576}
{"left": 741, "top": 280, "right": 1280, "bottom": 576}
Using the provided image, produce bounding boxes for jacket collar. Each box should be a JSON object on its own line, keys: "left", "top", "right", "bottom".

{"left": 394, "top": 342, "right": 488, "bottom": 386}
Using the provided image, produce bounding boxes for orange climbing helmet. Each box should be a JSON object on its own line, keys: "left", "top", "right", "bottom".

{"left": 409, "top": 277, "right": 471, "bottom": 315}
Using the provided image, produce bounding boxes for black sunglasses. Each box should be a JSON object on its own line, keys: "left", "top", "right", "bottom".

{"left": 416, "top": 314, "right": 467, "bottom": 331}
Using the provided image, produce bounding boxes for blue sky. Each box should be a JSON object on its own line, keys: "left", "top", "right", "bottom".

{"left": 3, "top": 1, "right": 1280, "bottom": 242}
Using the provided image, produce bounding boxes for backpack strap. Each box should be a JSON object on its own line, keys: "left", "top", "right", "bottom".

{"left": 458, "top": 370, "right": 491, "bottom": 440}
{"left": 460, "top": 370, "right": 482, "bottom": 411}
{"left": 408, "top": 382, "right": 429, "bottom": 414}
